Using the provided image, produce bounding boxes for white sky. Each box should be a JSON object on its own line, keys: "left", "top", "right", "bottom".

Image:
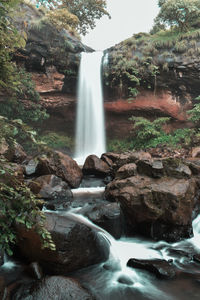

{"left": 81, "top": 0, "right": 159, "bottom": 50}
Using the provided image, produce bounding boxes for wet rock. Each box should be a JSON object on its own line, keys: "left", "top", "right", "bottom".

{"left": 127, "top": 258, "right": 176, "bottom": 279}
{"left": 83, "top": 155, "right": 110, "bottom": 177}
{"left": 115, "top": 163, "right": 137, "bottom": 179}
{"left": 117, "top": 274, "right": 134, "bottom": 285}
{"left": 26, "top": 262, "right": 43, "bottom": 280}
{"left": 0, "top": 276, "right": 7, "bottom": 300}
{"left": 12, "top": 276, "right": 94, "bottom": 300}
{"left": 80, "top": 202, "right": 123, "bottom": 239}
{"left": 16, "top": 212, "right": 109, "bottom": 275}
{"left": 35, "top": 151, "right": 82, "bottom": 188}
{"left": 29, "top": 175, "right": 72, "bottom": 210}
{"left": 193, "top": 254, "right": 200, "bottom": 263}
{"left": 105, "top": 175, "right": 196, "bottom": 242}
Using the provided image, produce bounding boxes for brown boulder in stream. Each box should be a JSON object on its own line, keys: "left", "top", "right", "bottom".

{"left": 33, "top": 151, "right": 82, "bottom": 188}
{"left": 83, "top": 155, "right": 110, "bottom": 177}
{"left": 16, "top": 212, "right": 109, "bottom": 275}
{"left": 105, "top": 175, "right": 196, "bottom": 242}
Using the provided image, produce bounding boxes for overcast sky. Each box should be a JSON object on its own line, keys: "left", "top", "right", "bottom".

{"left": 81, "top": 0, "right": 159, "bottom": 50}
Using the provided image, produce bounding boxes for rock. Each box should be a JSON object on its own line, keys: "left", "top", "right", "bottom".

{"left": 12, "top": 276, "right": 94, "bottom": 300}
{"left": 191, "top": 147, "right": 200, "bottom": 158}
{"left": 127, "top": 258, "right": 176, "bottom": 279}
{"left": 137, "top": 158, "right": 191, "bottom": 179}
{"left": 115, "top": 163, "right": 137, "bottom": 179}
{"left": 26, "top": 262, "right": 43, "bottom": 280}
{"left": 35, "top": 151, "right": 82, "bottom": 188}
{"left": 12, "top": 143, "right": 27, "bottom": 164}
{"left": 29, "top": 175, "right": 72, "bottom": 210}
{"left": 193, "top": 254, "right": 200, "bottom": 263}
{"left": 83, "top": 155, "right": 110, "bottom": 177}
{"left": 0, "top": 139, "right": 26, "bottom": 163}
{"left": 117, "top": 274, "right": 134, "bottom": 285}
{"left": 24, "top": 158, "right": 39, "bottom": 176}
{"left": 113, "top": 151, "right": 152, "bottom": 171}
{"left": 185, "top": 159, "right": 200, "bottom": 175}
{"left": 105, "top": 175, "right": 196, "bottom": 242}
{"left": 0, "top": 276, "right": 7, "bottom": 300}
{"left": 80, "top": 202, "right": 123, "bottom": 239}
{"left": 16, "top": 212, "right": 109, "bottom": 275}
{"left": 101, "top": 152, "right": 121, "bottom": 165}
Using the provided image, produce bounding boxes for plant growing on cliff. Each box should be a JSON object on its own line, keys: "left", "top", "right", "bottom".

{"left": 188, "top": 96, "right": 200, "bottom": 125}
{"left": 130, "top": 116, "right": 170, "bottom": 148}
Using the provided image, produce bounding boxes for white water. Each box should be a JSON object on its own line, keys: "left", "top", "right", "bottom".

{"left": 74, "top": 51, "right": 106, "bottom": 165}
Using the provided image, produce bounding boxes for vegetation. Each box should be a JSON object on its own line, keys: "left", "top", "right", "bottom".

{"left": 156, "top": 0, "right": 200, "bottom": 32}
{"left": 40, "top": 132, "right": 74, "bottom": 153}
{"left": 0, "top": 116, "right": 55, "bottom": 255}
{"left": 36, "top": 0, "right": 110, "bottom": 35}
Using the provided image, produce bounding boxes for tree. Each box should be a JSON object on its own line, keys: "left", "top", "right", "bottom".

{"left": 155, "top": 0, "right": 200, "bottom": 31}
{"left": 36, "top": 0, "right": 110, "bottom": 35}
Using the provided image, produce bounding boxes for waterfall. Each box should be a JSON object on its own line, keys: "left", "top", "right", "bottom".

{"left": 75, "top": 51, "right": 106, "bottom": 165}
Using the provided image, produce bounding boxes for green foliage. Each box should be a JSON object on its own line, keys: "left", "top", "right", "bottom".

{"left": 130, "top": 116, "right": 170, "bottom": 146}
{"left": 40, "top": 132, "right": 74, "bottom": 152}
{"left": 36, "top": 0, "right": 110, "bottom": 35}
{"left": 0, "top": 158, "right": 55, "bottom": 255}
{"left": 107, "top": 138, "right": 133, "bottom": 153}
{"left": 188, "top": 96, "right": 200, "bottom": 124}
{"left": 0, "top": 116, "right": 46, "bottom": 155}
{"left": 155, "top": 0, "right": 200, "bottom": 32}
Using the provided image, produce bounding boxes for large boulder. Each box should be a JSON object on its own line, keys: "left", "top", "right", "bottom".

{"left": 105, "top": 175, "right": 196, "bottom": 242}
{"left": 16, "top": 212, "right": 109, "bottom": 275}
{"left": 83, "top": 155, "right": 110, "bottom": 177}
{"left": 29, "top": 175, "right": 72, "bottom": 210}
{"left": 12, "top": 276, "right": 94, "bottom": 300}
{"left": 25, "top": 151, "right": 83, "bottom": 188}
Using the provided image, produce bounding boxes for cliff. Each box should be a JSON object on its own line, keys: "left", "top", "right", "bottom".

{"left": 13, "top": 4, "right": 200, "bottom": 140}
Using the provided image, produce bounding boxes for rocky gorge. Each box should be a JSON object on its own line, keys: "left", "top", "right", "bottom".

{"left": 1, "top": 127, "right": 200, "bottom": 298}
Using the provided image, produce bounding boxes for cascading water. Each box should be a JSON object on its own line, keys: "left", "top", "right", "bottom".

{"left": 74, "top": 51, "right": 106, "bottom": 165}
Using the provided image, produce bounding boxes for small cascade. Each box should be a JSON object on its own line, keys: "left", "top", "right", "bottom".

{"left": 74, "top": 51, "right": 106, "bottom": 165}
{"left": 1, "top": 253, "right": 16, "bottom": 270}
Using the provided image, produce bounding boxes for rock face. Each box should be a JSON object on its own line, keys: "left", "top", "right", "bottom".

{"left": 12, "top": 276, "right": 94, "bottom": 300}
{"left": 105, "top": 151, "right": 198, "bottom": 242}
{"left": 16, "top": 212, "right": 109, "bottom": 275}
